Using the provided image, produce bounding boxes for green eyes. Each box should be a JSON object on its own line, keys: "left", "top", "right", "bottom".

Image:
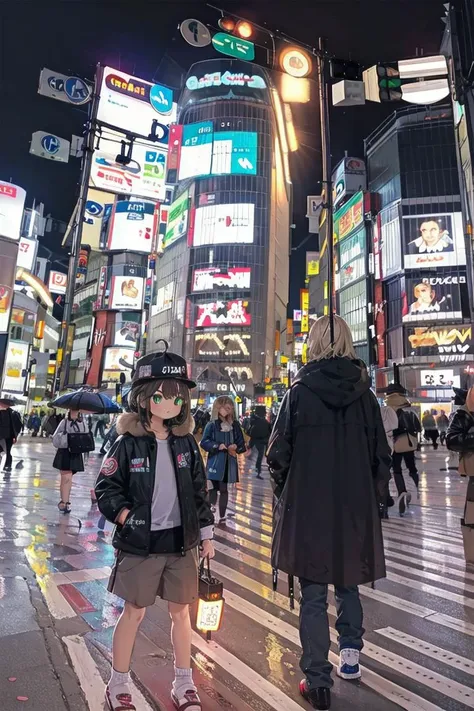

{"left": 152, "top": 394, "right": 184, "bottom": 407}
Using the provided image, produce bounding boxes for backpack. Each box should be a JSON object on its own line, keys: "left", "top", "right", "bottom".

{"left": 393, "top": 409, "right": 418, "bottom": 453}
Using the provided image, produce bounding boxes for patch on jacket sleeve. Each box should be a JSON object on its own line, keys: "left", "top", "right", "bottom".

{"left": 100, "top": 457, "right": 119, "bottom": 477}
{"left": 177, "top": 452, "right": 191, "bottom": 469}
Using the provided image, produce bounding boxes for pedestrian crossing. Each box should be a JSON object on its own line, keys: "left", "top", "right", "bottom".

{"left": 20, "top": 441, "right": 474, "bottom": 711}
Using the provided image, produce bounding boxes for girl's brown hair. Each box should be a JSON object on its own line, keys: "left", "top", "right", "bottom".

{"left": 129, "top": 378, "right": 191, "bottom": 431}
{"left": 211, "top": 395, "right": 236, "bottom": 422}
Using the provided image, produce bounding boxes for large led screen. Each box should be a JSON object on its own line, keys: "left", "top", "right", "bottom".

{"left": 403, "top": 274, "right": 466, "bottom": 323}
{"left": 194, "top": 332, "right": 251, "bottom": 361}
{"left": 193, "top": 203, "right": 255, "bottom": 246}
{"left": 405, "top": 324, "right": 473, "bottom": 357}
{"left": 178, "top": 122, "right": 213, "bottom": 181}
{"left": 107, "top": 199, "right": 158, "bottom": 252}
{"left": 192, "top": 267, "right": 251, "bottom": 292}
{"left": 195, "top": 300, "right": 251, "bottom": 327}
{"left": 403, "top": 212, "right": 465, "bottom": 269}
{"left": 163, "top": 191, "right": 189, "bottom": 249}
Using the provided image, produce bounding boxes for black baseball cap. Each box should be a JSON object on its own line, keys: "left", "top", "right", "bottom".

{"left": 132, "top": 340, "right": 196, "bottom": 389}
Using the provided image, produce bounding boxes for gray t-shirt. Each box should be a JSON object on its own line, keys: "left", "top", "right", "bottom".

{"left": 150, "top": 438, "right": 182, "bottom": 531}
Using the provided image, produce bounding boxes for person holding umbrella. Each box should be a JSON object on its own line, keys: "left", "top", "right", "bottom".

{"left": 0, "top": 399, "right": 22, "bottom": 472}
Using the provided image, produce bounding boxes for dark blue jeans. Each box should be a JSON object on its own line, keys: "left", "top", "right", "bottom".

{"left": 299, "top": 580, "right": 364, "bottom": 689}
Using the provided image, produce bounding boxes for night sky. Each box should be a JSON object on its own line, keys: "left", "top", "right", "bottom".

{"left": 1, "top": 0, "right": 445, "bottom": 307}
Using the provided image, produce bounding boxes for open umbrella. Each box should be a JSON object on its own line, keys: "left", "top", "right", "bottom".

{"left": 51, "top": 389, "right": 122, "bottom": 414}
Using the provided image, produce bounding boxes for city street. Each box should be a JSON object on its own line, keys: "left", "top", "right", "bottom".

{"left": 0, "top": 435, "right": 473, "bottom": 711}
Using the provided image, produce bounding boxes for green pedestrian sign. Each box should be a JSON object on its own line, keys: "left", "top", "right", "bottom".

{"left": 212, "top": 32, "right": 255, "bottom": 61}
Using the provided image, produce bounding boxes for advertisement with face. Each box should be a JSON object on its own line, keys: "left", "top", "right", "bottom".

{"left": 90, "top": 131, "right": 168, "bottom": 201}
{"left": 192, "top": 267, "right": 251, "bottom": 292}
{"left": 193, "top": 203, "right": 255, "bottom": 246}
{"left": 405, "top": 324, "right": 473, "bottom": 358}
{"left": 403, "top": 274, "right": 466, "bottom": 322}
{"left": 0, "top": 182, "right": 26, "bottom": 241}
{"left": 196, "top": 300, "right": 251, "bottom": 327}
{"left": 163, "top": 191, "right": 189, "bottom": 248}
{"left": 2, "top": 340, "right": 28, "bottom": 392}
{"left": 106, "top": 199, "right": 158, "bottom": 252}
{"left": 102, "top": 346, "right": 134, "bottom": 383}
{"left": 97, "top": 67, "right": 176, "bottom": 143}
{"left": 403, "top": 212, "right": 465, "bottom": 269}
{"left": 110, "top": 275, "right": 145, "bottom": 310}
{"left": 194, "top": 331, "right": 252, "bottom": 361}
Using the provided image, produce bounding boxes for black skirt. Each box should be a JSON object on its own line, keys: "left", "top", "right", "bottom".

{"left": 53, "top": 448, "right": 84, "bottom": 474}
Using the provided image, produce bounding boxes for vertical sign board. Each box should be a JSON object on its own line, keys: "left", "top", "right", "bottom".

{"left": 300, "top": 289, "right": 309, "bottom": 333}
{"left": 0, "top": 238, "right": 20, "bottom": 383}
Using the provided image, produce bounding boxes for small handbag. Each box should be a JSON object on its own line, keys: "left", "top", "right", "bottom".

{"left": 393, "top": 432, "right": 418, "bottom": 454}
{"left": 68, "top": 431, "right": 95, "bottom": 454}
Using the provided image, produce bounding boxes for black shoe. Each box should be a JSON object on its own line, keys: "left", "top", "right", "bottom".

{"left": 256, "top": 473, "right": 263, "bottom": 479}
{"left": 299, "top": 680, "right": 331, "bottom": 710}
{"left": 3, "top": 466, "right": 12, "bottom": 473}
{"left": 99, "top": 449, "right": 106, "bottom": 455}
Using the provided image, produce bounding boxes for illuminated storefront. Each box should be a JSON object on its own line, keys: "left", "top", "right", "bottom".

{"left": 150, "top": 59, "right": 291, "bottom": 400}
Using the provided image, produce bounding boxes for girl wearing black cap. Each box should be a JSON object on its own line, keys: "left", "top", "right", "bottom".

{"left": 95, "top": 343, "right": 214, "bottom": 711}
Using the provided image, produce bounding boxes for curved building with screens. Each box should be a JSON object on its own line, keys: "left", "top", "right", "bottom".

{"left": 150, "top": 59, "right": 291, "bottom": 401}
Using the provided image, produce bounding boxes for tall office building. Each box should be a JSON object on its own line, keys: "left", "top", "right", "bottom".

{"left": 150, "top": 59, "right": 291, "bottom": 404}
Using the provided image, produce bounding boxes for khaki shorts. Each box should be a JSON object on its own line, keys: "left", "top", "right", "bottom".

{"left": 108, "top": 548, "right": 199, "bottom": 607}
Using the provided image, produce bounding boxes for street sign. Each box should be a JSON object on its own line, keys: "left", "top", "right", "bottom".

{"left": 30, "top": 131, "right": 70, "bottom": 162}
{"left": 212, "top": 32, "right": 255, "bottom": 61}
{"left": 38, "top": 68, "right": 92, "bottom": 104}
{"left": 180, "top": 18, "right": 211, "bottom": 47}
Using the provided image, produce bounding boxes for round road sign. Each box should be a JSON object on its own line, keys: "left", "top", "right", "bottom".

{"left": 180, "top": 18, "right": 211, "bottom": 47}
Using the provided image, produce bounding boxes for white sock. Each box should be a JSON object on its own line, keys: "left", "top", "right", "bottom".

{"left": 173, "top": 667, "right": 195, "bottom": 697}
{"left": 109, "top": 668, "right": 131, "bottom": 693}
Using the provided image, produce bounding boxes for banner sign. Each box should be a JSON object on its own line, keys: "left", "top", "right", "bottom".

{"left": 194, "top": 332, "right": 252, "bottom": 361}
{"left": 97, "top": 67, "right": 176, "bottom": 142}
{"left": 337, "top": 228, "right": 366, "bottom": 291}
{"left": 306, "top": 251, "right": 319, "bottom": 277}
{"left": 102, "top": 346, "right": 135, "bottom": 383}
{"left": 403, "top": 212, "right": 466, "bottom": 269}
{"left": 0, "top": 238, "right": 19, "bottom": 333}
{"left": 332, "top": 157, "right": 366, "bottom": 209}
{"left": 155, "top": 282, "right": 174, "bottom": 314}
{"left": 16, "top": 236, "right": 38, "bottom": 272}
{"left": 300, "top": 289, "right": 309, "bottom": 333}
{"left": 405, "top": 324, "right": 474, "bottom": 357}
{"left": 113, "top": 314, "right": 141, "bottom": 347}
{"left": 2, "top": 340, "right": 29, "bottom": 392}
{"left": 0, "top": 182, "right": 26, "bottom": 241}
{"left": 163, "top": 191, "right": 189, "bottom": 249}
{"left": 334, "top": 190, "right": 364, "bottom": 243}
{"left": 403, "top": 273, "right": 466, "bottom": 322}
{"left": 195, "top": 300, "right": 251, "bottom": 327}
{"left": 192, "top": 267, "right": 251, "bottom": 292}
{"left": 419, "top": 369, "right": 457, "bottom": 388}
{"left": 193, "top": 203, "right": 255, "bottom": 246}
{"left": 82, "top": 189, "right": 114, "bottom": 250}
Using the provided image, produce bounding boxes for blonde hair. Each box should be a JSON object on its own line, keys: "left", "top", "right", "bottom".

{"left": 307, "top": 314, "right": 357, "bottom": 362}
{"left": 212, "top": 396, "right": 236, "bottom": 422}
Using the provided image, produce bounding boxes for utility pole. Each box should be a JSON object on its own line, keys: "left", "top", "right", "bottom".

{"left": 317, "top": 37, "right": 335, "bottom": 344}
{"left": 56, "top": 65, "right": 101, "bottom": 391}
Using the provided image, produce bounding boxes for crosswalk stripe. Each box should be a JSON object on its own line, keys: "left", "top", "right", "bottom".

{"left": 375, "top": 627, "right": 474, "bottom": 677}
{"left": 383, "top": 539, "right": 467, "bottom": 569}
{"left": 386, "top": 571, "right": 474, "bottom": 608}
{"left": 386, "top": 559, "right": 474, "bottom": 593}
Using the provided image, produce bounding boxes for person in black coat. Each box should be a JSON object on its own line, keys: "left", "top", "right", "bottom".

{"left": 267, "top": 315, "right": 391, "bottom": 711}
{"left": 0, "top": 404, "right": 22, "bottom": 472}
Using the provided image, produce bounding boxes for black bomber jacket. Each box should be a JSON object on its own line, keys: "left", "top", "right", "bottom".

{"left": 95, "top": 413, "right": 214, "bottom": 556}
{"left": 446, "top": 406, "right": 474, "bottom": 453}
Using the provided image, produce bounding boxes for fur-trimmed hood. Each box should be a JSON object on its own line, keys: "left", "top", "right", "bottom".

{"left": 116, "top": 412, "right": 194, "bottom": 438}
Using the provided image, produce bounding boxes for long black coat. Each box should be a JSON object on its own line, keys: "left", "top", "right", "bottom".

{"left": 267, "top": 358, "right": 391, "bottom": 587}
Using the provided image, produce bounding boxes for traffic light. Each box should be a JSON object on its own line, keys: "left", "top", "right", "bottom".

{"left": 363, "top": 63, "right": 402, "bottom": 102}
{"left": 330, "top": 58, "right": 363, "bottom": 81}
{"left": 218, "top": 16, "right": 254, "bottom": 39}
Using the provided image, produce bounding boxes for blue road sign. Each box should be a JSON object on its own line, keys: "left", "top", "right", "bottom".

{"left": 41, "top": 134, "right": 61, "bottom": 155}
{"left": 149, "top": 84, "right": 174, "bottom": 115}
{"left": 64, "top": 76, "right": 91, "bottom": 104}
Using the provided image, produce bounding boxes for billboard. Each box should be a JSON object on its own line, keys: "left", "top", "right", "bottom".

{"left": 181, "top": 60, "right": 270, "bottom": 107}
{"left": 106, "top": 199, "right": 158, "bottom": 252}
{"left": 332, "top": 157, "right": 366, "bottom": 209}
{"left": 192, "top": 267, "right": 251, "bottom": 292}
{"left": 419, "top": 369, "right": 459, "bottom": 388}
{"left": 48, "top": 271, "right": 67, "bottom": 294}
{"left": 163, "top": 191, "right": 189, "bottom": 249}
{"left": 90, "top": 131, "right": 167, "bottom": 201}
{"left": 403, "top": 212, "right": 465, "bottom": 269}
{"left": 2, "top": 340, "right": 28, "bottom": 392}
{"left": 85, "top": 310, "right": 107, "bottom": 387}
{"left": 178, "top": 122, "right": 213, "bottom": 181}
{"left": 102, "top": 346, "right": 135, "bottom": 383}
{"left": 336, "top": 228, "right": 366, "bottom": 291}
{"left": 97, "top": 67, "right": 176, "bottom": 143}
{"left": 211, "top": 131, "right": 258, "bottom": 175}
{"left": 16, "top": 237, "right": 38, "bottom": 272}
{"left": 194, "top": 331, "right": 252, "bottom": 361}
{"left": 0, "top": 182, "right": 26, "bottom": 241}
{"left": 110, "top": 275, "right": 145, "bottom": 310}
{"left": 300, "top": 289, "right": 309, "bottom": 333}
{"left": 193, "top": 203, "right": 255, "bottom": 246}
{"left": 155, "top": 282, "right": 174, "bottom": 314}
{"left": 196, "top": 300, "right": 251, "bottom": 327}
{"left": 83, "top": 189, "right": 114, "bottom": 249}
{"left": 113, "top": 314, "right": 141, "bottom": 347}
{"left": 405, "top": 324, "right": 474, "bottom": 357}
{"left": 403, "top": 274, "right": 466, "bottom": 322}
{"left": 334, "top": 190, "right": 364, "bottom": 243}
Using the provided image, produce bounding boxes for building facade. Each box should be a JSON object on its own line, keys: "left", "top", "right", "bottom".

{"left": 149, "top": 59, "right": 291, "bottom": 405}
